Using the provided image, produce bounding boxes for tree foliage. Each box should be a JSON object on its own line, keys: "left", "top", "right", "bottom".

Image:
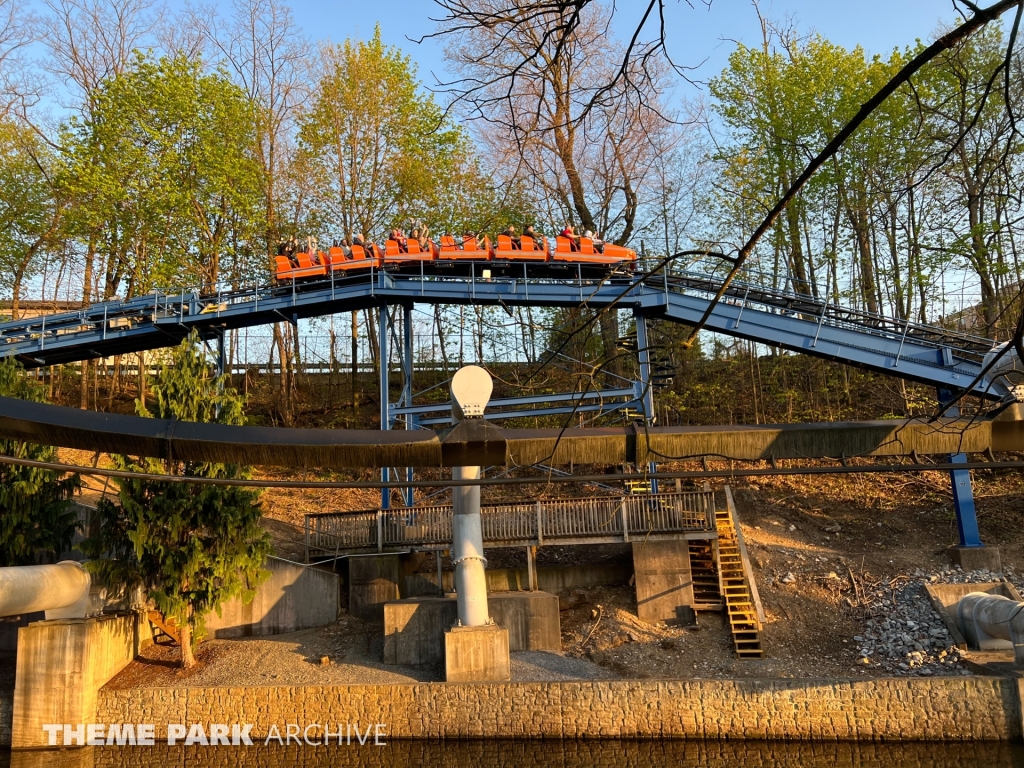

{"left": 60, "top": 52, "right": 265, "bottom": 297}
{"left": 707, "top": 22, "right": 1024, "bottom": 335}
{"left": 0, "top": 358, "right": 80, "bottom": 566}
{"left": 82, "top": 332, "right": 271, "bottom": 668}
{"left": 297, "top": 27, "right": 529, "bottom": 241}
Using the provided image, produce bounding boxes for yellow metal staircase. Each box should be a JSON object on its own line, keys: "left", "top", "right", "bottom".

{"left": 715, "top": 490, "right": 763, "bottom": 658}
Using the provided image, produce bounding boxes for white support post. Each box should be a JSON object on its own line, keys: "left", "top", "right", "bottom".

{"left": 452, "top": 465, "right": 488, "bottom": 626}
{"left": 449, "top": 365, "right": 494, "bottom": 628}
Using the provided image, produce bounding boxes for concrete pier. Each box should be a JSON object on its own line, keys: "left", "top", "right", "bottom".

{"left": 631, "top": 540, "right": 695, "bottom": 624}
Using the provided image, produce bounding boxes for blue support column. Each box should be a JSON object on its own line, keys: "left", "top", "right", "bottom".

{"left": 937, "top": 389, "right": 983, "bottom": 548}
{"left": 215, "top": 330, "right": 226, "bottom": 377}
{"left": 633, "top": 311, "right": 658, "bottom": 494}
{"left": 403, "top": 304, "right": 415, "bottom": 508}
{"left": 380, "top": 306, "right": 390, "bottom": 510}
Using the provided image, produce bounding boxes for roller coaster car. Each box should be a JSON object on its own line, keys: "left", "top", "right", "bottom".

{"left": 551, "top": 236, "right": 634, "bottom": 266}
{"left": 383, "top": 239, "right": 434, "bottom": 270}
{"left": 600, "top": 242, "right": 638, "bottom": 268}
{"left": 438, "top": 234, "right": 491, "bottom": 261}
{"left": 323, "top": 245, "right": 382, "bottom": 273}
{"left": 493, "top": 234, "right": 549, "bottom": 262}
{"left": 274, "top": 253, "right": 326, "bottom": 282}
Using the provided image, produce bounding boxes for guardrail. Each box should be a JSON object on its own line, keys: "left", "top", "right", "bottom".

{"left": 304, "top": 490, "right": 716, "bottom": 559}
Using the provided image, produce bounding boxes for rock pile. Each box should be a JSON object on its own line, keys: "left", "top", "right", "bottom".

{"left": 854, "top": 566, "right": 1014, "bottom": 676}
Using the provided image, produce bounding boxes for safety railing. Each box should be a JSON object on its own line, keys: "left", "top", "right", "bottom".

{"left": 303, "top": 489, "right": 716, "bottom": 558}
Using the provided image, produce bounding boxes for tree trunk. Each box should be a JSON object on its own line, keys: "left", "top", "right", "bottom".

{"left": 599, "top": 311, "right": 620, "bottom": 377}
{"left": 179, "top": 618, "right": 196, "bottom": 669}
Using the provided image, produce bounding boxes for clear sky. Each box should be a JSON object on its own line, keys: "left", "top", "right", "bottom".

{"left": 290, "top": 0, "right": 972, "bottom": 96}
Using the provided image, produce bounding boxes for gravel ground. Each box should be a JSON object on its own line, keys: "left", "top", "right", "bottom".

{"left": 511, "top": 651, "right": 612, "bottom": 681}
{"left": 106, "top": 617, "right": 609, "bottom": 689}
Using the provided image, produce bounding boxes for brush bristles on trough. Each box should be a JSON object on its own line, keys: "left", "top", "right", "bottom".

{"left": 0, "top": 395, "right": 1018, "bottom": 469}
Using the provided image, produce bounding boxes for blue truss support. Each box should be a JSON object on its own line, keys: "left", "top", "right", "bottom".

{"left": 937, "top": 389, "right": 984, "bottom": 548}
{"left": 634, "top": 310, "right": 658, "bottom": 494}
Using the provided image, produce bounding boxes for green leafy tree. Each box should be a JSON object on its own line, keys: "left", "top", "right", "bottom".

{"left": 297, "top": 27, "right": 516, "bottom": 240}
{"left": 82, "top": 332, "right": 271, "bottom": 668}
{"left": 0, "top": 121, "right": 63, "bottom": 318}
{"left": 60, "top": 53, "right": 265, "bottom": 298}
{"left": 0, "top": 359, "right": 80, "bottom": 566}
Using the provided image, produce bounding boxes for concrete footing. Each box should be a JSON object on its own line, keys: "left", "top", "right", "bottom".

{"left": 384, "top": 592, "right": 560, "bottom": 666}
{"left": 348, "top": 554, "right": 401, "bottom": 621}
{"left": 11, "top": 612, "right": 141, "bottom": 748}
{"left": 631, "top": 540, "right": 695, "bottom": 624}
{"left": 444, "top": 623, "right": 510, "bottom": 683}
{"left": 946, "top": 546, "right": 1002, "bottom": 573}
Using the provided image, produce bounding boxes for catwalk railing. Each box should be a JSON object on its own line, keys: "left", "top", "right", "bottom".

{"left": 304, "top": 489, "right": 717, "bottom": 558}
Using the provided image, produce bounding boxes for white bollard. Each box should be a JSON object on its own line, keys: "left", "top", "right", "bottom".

{"left": 0, "top": 561, "right": 91, "bottom": 618}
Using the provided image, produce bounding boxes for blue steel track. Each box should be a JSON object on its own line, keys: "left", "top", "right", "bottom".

{"left": 0, "top": 264, "right": 1005, "bottom": 399}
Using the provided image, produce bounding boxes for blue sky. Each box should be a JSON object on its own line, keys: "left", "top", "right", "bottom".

{"left": 289, "top": 0, "right": 968, "bottom": 94}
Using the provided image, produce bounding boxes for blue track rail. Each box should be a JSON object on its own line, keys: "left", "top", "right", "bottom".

{"left": 0, "top": 265, "right": 1006, "bottom": 398}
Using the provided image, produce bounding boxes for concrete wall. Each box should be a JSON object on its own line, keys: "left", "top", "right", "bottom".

{"left": 384, "top": 593, "right": 560, "bottom": 666}
{"left": 404, "top": 564, "right": 632, "bottom": 597}
{"left": 7, "top": 739, "right": 1024, "bottom": 767}
{"left": 632, "top": 540, "right": 694, "bottom": 623}
{"left": 11, "top": 612, "right": 139, "bottom": 748}
{"left": 205, "top": 557, "right": 339, "bottom": 639}
{"left": 95, "top": 677, "right": 1023, "bottom": 741}
{"left": 348, "top": 555, "right": 401, "bottom": 621}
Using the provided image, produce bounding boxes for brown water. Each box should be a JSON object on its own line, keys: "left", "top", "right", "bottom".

{"left": 2, "top": 740, "right": 1023, "bottom": 767}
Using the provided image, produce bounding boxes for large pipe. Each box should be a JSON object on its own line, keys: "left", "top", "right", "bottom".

{"left": 0, "top": 561, "right": 91, "bottom": 618}
{"left": 956, "top": 592, "right": 1024, "bottom": 665}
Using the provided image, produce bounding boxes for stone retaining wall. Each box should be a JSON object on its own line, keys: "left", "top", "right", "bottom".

{"left": 96, "top": 677, "right": 1024, "bottom": 742}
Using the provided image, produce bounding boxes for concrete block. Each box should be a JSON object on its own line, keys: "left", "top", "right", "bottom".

{"left": 489, "top": 592, "right": 560, "bottom": 651}
{"left": 947, "top": 546, "right": 1002, "bottom": 573}
{"left": 384, "top": 597, "right": 458, "bottom": 666}
{"left": 348, "top": 554, "right": 401, "bottom": 621}
{"left": 206, "top": 556, "right": 339, "bottom": 638}
{"left": 384, "top": 592, "right": 560, "bottom": 666}
{"left": 631, "top": 540, "right": 695, "bottom": 624}
{"left": 11, "top": 613, "right": 138, "bottom": 748}
{"left": 444, "top": 623, "right": 510, "bottom": 683}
